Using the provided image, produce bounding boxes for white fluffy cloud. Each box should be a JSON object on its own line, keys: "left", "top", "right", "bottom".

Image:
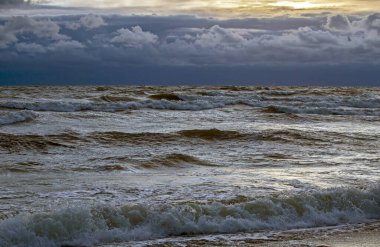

{"left": 111, "top": 26, "right": 158, "bottom": 48}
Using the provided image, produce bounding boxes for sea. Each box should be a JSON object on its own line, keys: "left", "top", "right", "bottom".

{"left": 0, "top": 86, "right": 379, "bottom": 247}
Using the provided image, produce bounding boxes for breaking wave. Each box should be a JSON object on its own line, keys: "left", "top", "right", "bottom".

{"left": 0, "top": 185, "right": 379, "bottom": 247}
{"left": 0, "top": 111, "right": 36, "bottom": 126}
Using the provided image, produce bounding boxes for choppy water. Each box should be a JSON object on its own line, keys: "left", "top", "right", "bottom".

{"left": 0, "top": 86, "right": 379, "bottom": 247}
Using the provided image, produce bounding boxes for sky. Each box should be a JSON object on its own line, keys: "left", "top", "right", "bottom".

{"left": 0, "top": 0, "right": 380, "bottom": 85}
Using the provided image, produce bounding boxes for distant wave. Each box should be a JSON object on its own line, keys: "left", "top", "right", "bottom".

{"left": 1, "top": 92, "right": 379, "bottom": 117}
{"left": 0, "top": 96, "right": 260, "bottom": 112}
{"left": 0, "top": 111, "right": 36, "bottom": 126}
{"left": 0, "top": 185, "right": 379, "bottom": 247}
{"left": 262, "top": 105, "right": 380, "bottom": 116}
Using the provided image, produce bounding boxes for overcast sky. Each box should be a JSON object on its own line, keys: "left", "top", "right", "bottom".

{"left": 0, "top": 0, "right": 379, "bottom": 85}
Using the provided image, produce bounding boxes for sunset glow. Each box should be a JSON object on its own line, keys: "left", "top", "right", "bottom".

{"left": 269, "top": 1, "right": 338, "bottom": 9}
{"left": 29, "top": 0, "right": 380, "bottom": 16}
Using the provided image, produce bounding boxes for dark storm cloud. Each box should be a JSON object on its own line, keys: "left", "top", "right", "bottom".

{"left": 0, "top": 13, "right": 379, "bottom": 85}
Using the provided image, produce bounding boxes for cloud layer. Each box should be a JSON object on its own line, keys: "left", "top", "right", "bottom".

{"left": 0, "top": 13, "right": 379, "bottom": 84}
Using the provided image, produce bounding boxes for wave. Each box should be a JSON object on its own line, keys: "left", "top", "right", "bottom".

{"left": 2, "top": 127, "right": 374, "bottom": 154}
{"left": 0, "top": 111, "right": 36, "bottom": 126}
{"left": 91, "top": 131, "right": 178, "bottom": 145}
{"left": 0, "top": 162, "right": 44, "bottom": 173}
{"left": 92, "top": 129, "right": 336, "bottom": 145}
{"left": 0, "top": 95, "right": 261, "bottom": 112}
{"left": 92, "top": 129, "right": 246, "bottom": 145}
{"left": 263, "top": 105, "right": 380, "bottom": 116}
{"left": 0, "top": 185, "right": 379, "bottom": 247}
{"left": 73, "top": 164, "right": 128, "bottom": 172}
{"left": 140, "top": 153, "right": 215, "bottom": 169}
{"left": 2, "top": 91, "right": 380, "bottom": 117}
{"left": 98, "top": 95, "right": 137, "bottom": 103}
{"left": 178, "top": 129, "right": 243, "bottom": 140}
{"left": 0, "top": 133, "right": 78, "bottom": 152}
{"left": 148, "top": 93, "right": 183, "bottom": 101}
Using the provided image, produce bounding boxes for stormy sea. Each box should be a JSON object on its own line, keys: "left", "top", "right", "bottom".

{"left": 0, "top": 86, "right": 379, "bottom": 247}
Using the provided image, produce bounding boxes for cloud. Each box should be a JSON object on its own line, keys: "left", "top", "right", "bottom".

{"left": 15, "top": 42, "right": 45, "bottom": 53}
{"left": 0, "top": 16, "right": 67, "bottom": 48}
{"left": 324, "top": 15, "right": 351, "bottom": 32}
{"left": 111, "top": 26, "right": 158, "bottom": 48}
{"left": 159, "top": 23, "right": 373, "bottom": 65}
{"left": 2, "top": 14, "right": 380, "bottom": 65}
{"left": 80, "top": 14, "right": 106, "bottom": 29}
{"left": 352, "top": 13, "right": 380, "bottom": 33}
{"left": 48, "top": 40, "right": 85, "bottom": 51}
{"left": 66, "top": 14, "right": 106, "bottom": 30}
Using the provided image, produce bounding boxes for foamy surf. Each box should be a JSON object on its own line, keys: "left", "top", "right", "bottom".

{"left": 0, "top": 185, "right": 379, "bottom": 247}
